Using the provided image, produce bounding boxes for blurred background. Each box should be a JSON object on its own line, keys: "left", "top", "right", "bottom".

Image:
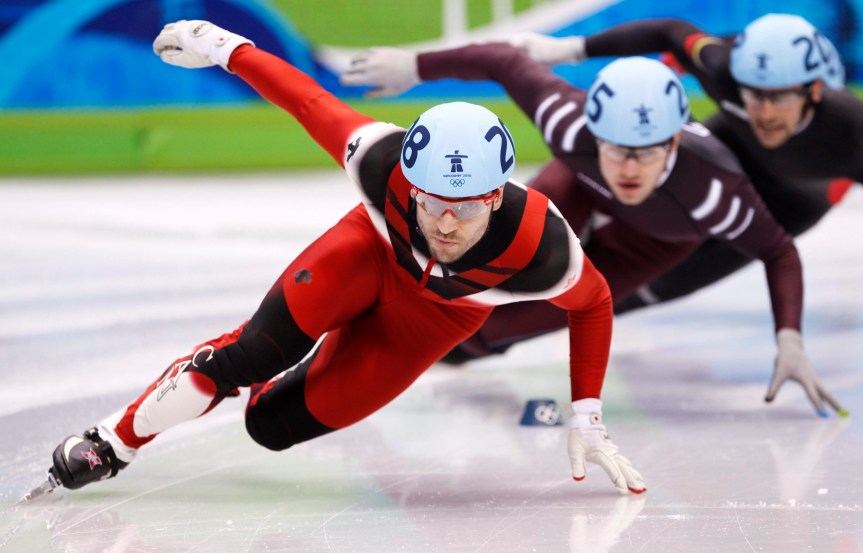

{"left": 0, "top": 0, "right": 859, "bottom": 176}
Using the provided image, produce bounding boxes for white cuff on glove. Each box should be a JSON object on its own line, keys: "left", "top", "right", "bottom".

{"left": 568, "top": 398, "right": 646, "bottom": 495}
{"left": 504, "top": 32, "right": 586, "bottom": 65}
{"left": 340, "top": 47, "right": 420, "bottom": 98}
{"left": 569, "top": 398, "right": 605, "bottom": 429}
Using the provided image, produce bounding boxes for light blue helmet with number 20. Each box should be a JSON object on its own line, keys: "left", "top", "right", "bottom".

{"left": 586, "top": 57, "right": 690, "bottom": 148}
{"left": 401, "top": 102, "right": 515, "bottom": 198}
{"left": 730, "top": 14, "right": 845, "bottom": 89}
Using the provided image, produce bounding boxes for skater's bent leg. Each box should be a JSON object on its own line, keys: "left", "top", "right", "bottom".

{"left": 246, "top": 281, "right": 492, "bottom": 450}
{"left": 105, "top": 207, "right": 386, "bottom": 456}
{"left": 583, "top": 221, "right": 700, "bottom": 300}
{"left": 439, "top": 300, "right": 568, "bottom": 363}
{"left": 106, "top": 283, "right": 318, "bottom": 455}
{"left": 614, "top": 239, "right": 755, "bottom": 315}
{"left": 483, "top": 301, "right": 569, "bottom": 350}
{"left": 245, "top": 345, "right": 333, "bottom": 450}
{"left": 442, "top": 221, "right": 699, "bottom": 363}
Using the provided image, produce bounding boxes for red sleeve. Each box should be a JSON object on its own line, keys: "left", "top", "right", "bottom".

{"left": 548, "top": 256, "right": 613, "bottom": 400}
{"left": 228, "top": 45, "right": 375, "bottom": 167}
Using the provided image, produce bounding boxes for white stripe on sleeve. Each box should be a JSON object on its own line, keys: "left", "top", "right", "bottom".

{"left": 709, "top": 196, "right": 741, "bottom": 234}
{"left": 691, "top": 178, "right": 723, "bottom": 220}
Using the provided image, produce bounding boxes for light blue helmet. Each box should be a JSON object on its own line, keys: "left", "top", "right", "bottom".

{"left": 585, "top": 57, "right": 690, "bottom": 148}
{"left": 730, "top": 14, "right": 846, "bottom": 89}
{"left": 817, "top": 33, "right": 846, "bottom": 89}
{"left": 401, "top": 102, "right": 515, "bottom": 198}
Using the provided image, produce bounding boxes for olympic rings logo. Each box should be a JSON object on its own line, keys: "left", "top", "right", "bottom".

{"left": 534, "top": 404, "right": 561, "bottom": 425}
{"left": 450, "top": 178, "right": 465, "bottom": 186}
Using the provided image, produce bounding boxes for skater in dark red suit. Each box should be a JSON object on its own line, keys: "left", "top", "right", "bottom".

{"left": 472, "top": 16, "right": 860, "bottom": 401}
{"left": 341, "top": 36, "right": 846, "bottom": 417}
{"left": 523, "top": 14, "right": 861, "bottom": 317}
{"left": 32, "top": 20, "right": 644, "bottom": 501}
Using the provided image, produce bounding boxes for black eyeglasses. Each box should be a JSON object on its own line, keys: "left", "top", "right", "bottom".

{"left": 596, "top": 139, "right": 673, "bottom": 165}
{"left": 738, "top": 83, "right": 813, "bottom": 107}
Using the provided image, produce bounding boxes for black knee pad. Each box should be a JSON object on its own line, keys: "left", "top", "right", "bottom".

{"left": 193, "top": 287, "right": 317, "bottom": 391}
{"left": 245, "top": 349, "right": 334, "bottom": 451}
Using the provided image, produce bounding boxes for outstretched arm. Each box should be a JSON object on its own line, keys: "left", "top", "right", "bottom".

{"left": 548, "top": 255, "right": 612, "bottom": 402}
{"left": 504, "top": 19, "right": 713, "bottom": 73}
{"left": 549, "top": 255, "right": 647, "bottom": 496}
{"left": 717, "top": 179, "right": 846, "bottom": 417}
{"left": 759, "top": 242, "right": 846, "bottom": 416}
{"left": 229, "top": 47, "right": 375, "bottom": 167}
{"left": 342, "top": 42, "right": 580, "bottom": 131}
{"left": 583, "top": 19, "right": 731, "bottom": 89}
{"left": 584, "top": 19, "right": 703, "bottom": 59}
{"left": 154, "top": 20, "right": 375, "bottom": 167}
{"left": 496, "top": 19, "right": 729, "bottom": 88}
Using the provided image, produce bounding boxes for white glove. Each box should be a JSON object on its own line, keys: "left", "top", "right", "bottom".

{"left": 568, "top": 398, "right": 646, "bottom": 495}
{"left": 504, "top": 32, "right": 586, "bottom": 66}
{"left": 152, "top": 20, "right": 254, "bottom": 72}
{"left": 340, "top": 47, "right": 420, "bottom": 98}
{"left": 767, "top": 328, "right": 847, "bottom": 417}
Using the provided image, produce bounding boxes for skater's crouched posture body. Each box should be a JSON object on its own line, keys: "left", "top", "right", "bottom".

{"left": 42, "top": 20, "right": 645, "bottom": 498}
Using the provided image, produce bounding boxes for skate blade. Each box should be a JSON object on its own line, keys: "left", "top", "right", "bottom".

{"left": 16, "top": 472, "right": 60, "bottom": 506}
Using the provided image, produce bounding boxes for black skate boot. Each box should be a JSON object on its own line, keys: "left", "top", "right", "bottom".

{"left": 50, "top": 427, "right": 128, "bottom": 490}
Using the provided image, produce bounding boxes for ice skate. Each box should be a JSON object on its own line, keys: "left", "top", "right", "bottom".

{"left": 51, "top": 427, "right": 128, "bottom": 490}
{"left": 19, "top": 428, "right": 128, "bottom": 503}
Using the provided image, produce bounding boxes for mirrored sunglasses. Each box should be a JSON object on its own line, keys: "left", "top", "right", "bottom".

{"left": 411, "top": 186, "right": 499, "bottom": 221}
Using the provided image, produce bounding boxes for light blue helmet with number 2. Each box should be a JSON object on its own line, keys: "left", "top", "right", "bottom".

{"left": 730, "top": 14, "right": 845, "bottom": 89}
{"left": 586, "top": 57, "right": 690, "bottom": 148}
{"left": 401, "top": 102, "right": 515, "bottom": 198}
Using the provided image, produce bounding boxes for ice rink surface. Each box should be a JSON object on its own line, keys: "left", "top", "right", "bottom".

{"left": 0, "top": 170, "right": 861, "bottom": 552}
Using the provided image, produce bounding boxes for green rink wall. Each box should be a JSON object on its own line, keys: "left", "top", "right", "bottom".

{"left": 0, "top": 97, "right": 719, "bottom": 176}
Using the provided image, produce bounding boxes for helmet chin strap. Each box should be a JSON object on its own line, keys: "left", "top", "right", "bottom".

{"left": 794, "top": 97, "right": 817, "bottom": 135}
{"left": 655, "top": 143, "right": 679, "bottom": 188}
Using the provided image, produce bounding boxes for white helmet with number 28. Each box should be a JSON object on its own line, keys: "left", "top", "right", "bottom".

{"left": 401, "top": 102, "right": 515, "bottom": 198}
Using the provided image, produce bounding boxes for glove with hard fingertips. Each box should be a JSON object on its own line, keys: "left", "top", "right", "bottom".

{"left": 767, "top": 328, "right": 848, "bottom": 417}
{"left": 503, "top": 32, "right": 587, "bottom": 65}
{"left": 568, "top": 398, "right": 646, "bottom": 495}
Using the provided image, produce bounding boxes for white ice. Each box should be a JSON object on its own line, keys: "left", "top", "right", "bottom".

{"left": 0, "top": 170, "right": 861, "bottom": 552}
